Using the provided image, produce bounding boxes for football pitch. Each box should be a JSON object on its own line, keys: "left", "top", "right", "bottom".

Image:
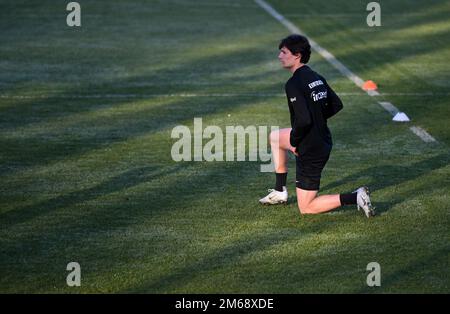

{"left": 0, "top": 0, "right": 449, "bottom": 293}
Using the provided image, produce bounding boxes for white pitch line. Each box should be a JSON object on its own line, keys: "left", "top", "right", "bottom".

{"left": 367, "top": 90, "right": 380, "bottom": 96}
{"left": 409, "top": 126, "right": 437, "bottom": 143}
{"left": 254, "top": 0, "right": 436, "bottom": 143}
{"left": 377, "top": 101, "right": 399, "bottom": 116}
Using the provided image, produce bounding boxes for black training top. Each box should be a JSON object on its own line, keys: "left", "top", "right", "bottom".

{"left": 285, "top": 65, "right": 343, "bottom": 157}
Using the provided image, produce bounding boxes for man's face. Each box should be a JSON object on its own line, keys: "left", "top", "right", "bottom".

{"left": 278, "top": 46, "right": 300, "bottom": 70}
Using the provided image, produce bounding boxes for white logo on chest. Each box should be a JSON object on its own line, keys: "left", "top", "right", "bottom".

{"left": 311, "top": 91, "right": 327, "bottom": 102}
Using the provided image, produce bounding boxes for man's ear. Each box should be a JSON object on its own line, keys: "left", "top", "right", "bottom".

{"left": 295, "top": 53, "right": 302, "bottom": 61}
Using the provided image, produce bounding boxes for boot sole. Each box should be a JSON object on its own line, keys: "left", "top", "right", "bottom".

{"left": 260, "top": 201, "right": 288, "bottom": 205}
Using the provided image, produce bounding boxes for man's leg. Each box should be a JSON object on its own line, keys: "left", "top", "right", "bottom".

{"left": 259, "top": 128, "right": 294, "bottom": 205}
{"left": 270, "top": 128, "right": 293, "bottom": 174}
{"left": 296, "top": 188, "right": 341, "bottom": 214}
{"left": 295, "top": 152, "right": 354, "bottom": 214}
{"left": 295, "top": 188, "right": 375, "bottom": 216}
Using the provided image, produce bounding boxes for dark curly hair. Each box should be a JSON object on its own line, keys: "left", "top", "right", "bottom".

{"left": 278, "top": 34, "right": 311, "bottom": 64}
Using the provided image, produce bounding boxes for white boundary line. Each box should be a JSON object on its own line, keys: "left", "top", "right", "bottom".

{"left": 254, "top": 0, "right": 437, "bottom": 143}
{"left": 409, "top": 126, "right": 437, "bottom": 143}
{"left": 377, "top": 101, "right": 399, "bottom": 116}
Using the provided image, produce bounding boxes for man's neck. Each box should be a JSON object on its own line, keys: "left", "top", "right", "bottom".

{"left": 290, "top": 63, "right": 304, "bottom": 73}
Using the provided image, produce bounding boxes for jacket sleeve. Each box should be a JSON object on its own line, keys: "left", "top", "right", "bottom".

{"left": 320, "top": 76, "right": 343, "bottom": 119}
{"left": 285, "top": 81, "right": 312, "bottom": 148}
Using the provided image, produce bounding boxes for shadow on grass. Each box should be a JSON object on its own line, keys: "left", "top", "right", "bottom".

{"left": 0, "top": 160, "right": 294, "bottom": 292}
{"left": 1, "top": 145, "right": 447, "bottom": 292}
{"left": 0, "top": 164, "right": 182, "bottom": 229}
{"left": 119, "top": 218, "right": 331, "bottom": 293}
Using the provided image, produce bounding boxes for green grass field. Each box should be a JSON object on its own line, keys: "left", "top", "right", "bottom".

{"left": 0, "top": 0, "right": 449, "bottom": 293}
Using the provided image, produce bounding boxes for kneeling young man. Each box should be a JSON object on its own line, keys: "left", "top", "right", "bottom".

{"left": 259, "top": 34, "right": 374, "bottom": 218}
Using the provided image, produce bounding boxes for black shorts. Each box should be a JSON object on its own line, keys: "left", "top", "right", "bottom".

{"left": 295, "top": 152, "right": 330, "bottom": 191}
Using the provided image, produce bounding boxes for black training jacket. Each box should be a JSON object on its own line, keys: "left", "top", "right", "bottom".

{"left": 285, "top": 65, "right": 343, "bottom": 157}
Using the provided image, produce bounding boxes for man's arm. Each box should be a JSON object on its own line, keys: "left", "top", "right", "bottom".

{"left": 320, "top": 76, "right": 343, "bottom": 119}
{"left": 286, "top": 81, "right": 312, "bottom": 148}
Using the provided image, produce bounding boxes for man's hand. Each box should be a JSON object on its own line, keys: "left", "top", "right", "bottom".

{"left": 290, "top": 146, "right": 298, "bottom": 156}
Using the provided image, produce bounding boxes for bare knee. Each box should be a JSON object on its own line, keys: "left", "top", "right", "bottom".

{"left": 298, "top": 203, "right": 313, "bottom": 214}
